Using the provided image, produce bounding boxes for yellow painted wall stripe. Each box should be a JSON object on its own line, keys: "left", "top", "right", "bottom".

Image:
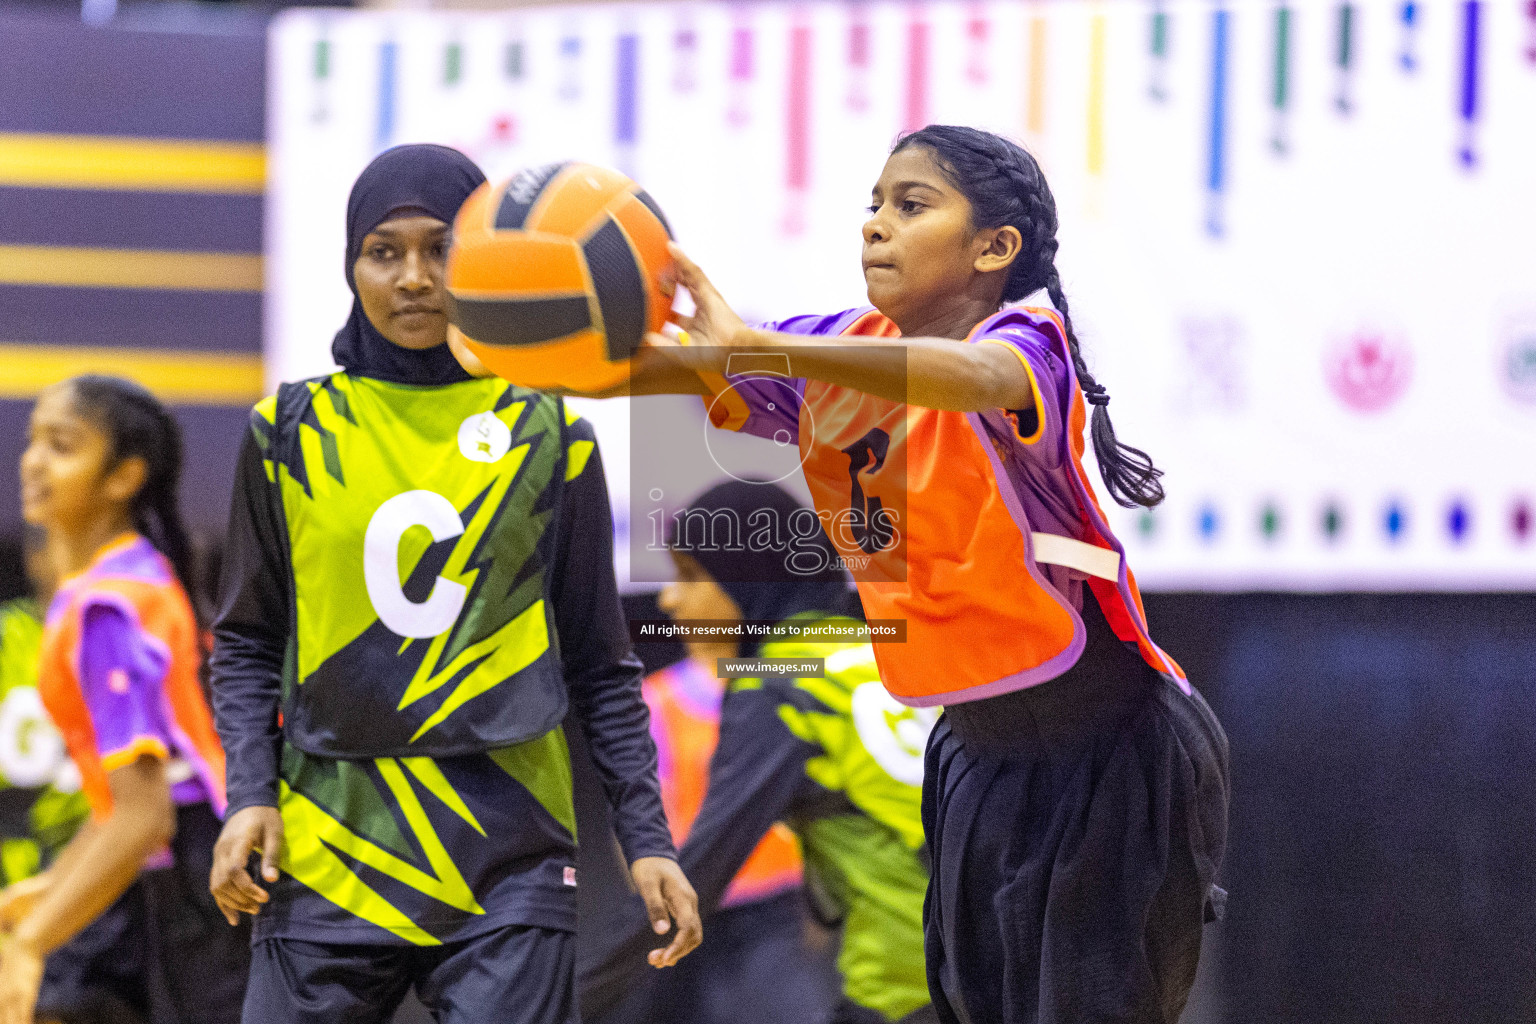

{"left": 0, "top": 133, "right": 265, "bottom": 194}
{"left": 0, "top": 343, "right": 263, "bottom": 405}
{"left": 0, "top": 244, "right": 262, "bottom": 292}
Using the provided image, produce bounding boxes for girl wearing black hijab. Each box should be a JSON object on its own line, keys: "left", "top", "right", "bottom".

{"left": 207, "top": 144, "right": 698, "bottom": 1024}
{"left": 584, "top": 481, "right": 938, "bottom": 1024}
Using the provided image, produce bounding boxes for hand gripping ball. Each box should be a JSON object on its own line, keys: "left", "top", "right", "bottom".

{"left": 446, "top": 162, "right": 675, "bottom": 392}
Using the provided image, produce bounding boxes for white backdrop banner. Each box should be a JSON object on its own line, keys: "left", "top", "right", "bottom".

{"left": 266, "top": 0, "right": 1536, "bottom": 591}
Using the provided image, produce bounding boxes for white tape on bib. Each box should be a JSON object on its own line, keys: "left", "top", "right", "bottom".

{"left": 1031, "top": 533, "right": 1122, "bottom": 582}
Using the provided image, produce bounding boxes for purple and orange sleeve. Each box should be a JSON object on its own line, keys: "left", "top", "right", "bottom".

{"left": 704, "top": 373, "right": 806, "bottom": 442}
{"left": 76, "top": 598, "right": 174, "bottom": 773}
{"left": 702, "top": 311, "right": 863, "bottom": 438}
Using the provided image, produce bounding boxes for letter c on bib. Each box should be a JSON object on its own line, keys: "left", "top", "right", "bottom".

{"left": 364, "top": 490, "right": 467, "bottom": 638}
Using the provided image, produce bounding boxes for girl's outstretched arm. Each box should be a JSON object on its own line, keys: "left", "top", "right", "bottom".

{"left": 656, "top": 246, "right": 1037, "bottom": 413}
{"left": 545, "top": 346, "right": 713, "bottom": 399}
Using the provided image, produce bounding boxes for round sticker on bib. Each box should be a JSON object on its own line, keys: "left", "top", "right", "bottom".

{"left": 458, "top": 412, "right": 512, "bottom": 464}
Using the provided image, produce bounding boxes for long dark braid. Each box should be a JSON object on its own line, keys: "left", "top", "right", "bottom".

{"left": 68, "top": 376, "right": 203, "bottom": 617}
{"left": 893, "top": 125, "right": 1165, "bottom": 508}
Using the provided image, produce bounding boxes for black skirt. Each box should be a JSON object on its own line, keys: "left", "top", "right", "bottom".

{"left": 38, "top": 802, "right": 250, "bottom": 1024}
{"left": 923, "top": 595, "right": 1229, "bottom": 1024}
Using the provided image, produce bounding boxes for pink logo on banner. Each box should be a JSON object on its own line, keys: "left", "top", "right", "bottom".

{"left": 905, "top": 15, "right": 929, "bottom": 132}
{"left": 1325, "top": 332, "right": 1413, "bottom": 413}
{"left": 673, "top": 25, "right": 698, "bottom": 93}
{"left": 728, "top": 19, "right": 754, "bottom": 128}
{"left": 783, "top": 21, "right": 812, "bottom": 236}
{"left": 847, "top": 11, "right": 871, "bottom": 112}
{"left": 966, "top": 10, "right": 990, "bottom": 85}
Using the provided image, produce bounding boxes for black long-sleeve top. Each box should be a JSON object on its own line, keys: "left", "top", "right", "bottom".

{"left": 210, "top": 387, "right": 673, "bottom": 944}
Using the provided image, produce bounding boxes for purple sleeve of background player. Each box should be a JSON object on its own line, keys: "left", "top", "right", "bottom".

{"left": 76, "top": 598, "right": 175, "bottom": 769}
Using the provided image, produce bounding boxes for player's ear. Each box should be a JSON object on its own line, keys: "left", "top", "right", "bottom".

{"left": 974, "top": 225, "right": 1023, "bottom": 275}
{"left": 102, "top": 454, "right": 148, "bottom": 506}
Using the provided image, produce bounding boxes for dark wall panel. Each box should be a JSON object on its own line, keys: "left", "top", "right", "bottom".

{"left": 1147, "top": 593, "right": 1536, "bottom": 1024}
{"left": 0, "top": 11, "right": 264, "bottom": 141}
{"left": 0, "top": 188, "right": 262, "bottom": 253}
{"left": 0, "top": 286, "right": 262, "bottom": 352}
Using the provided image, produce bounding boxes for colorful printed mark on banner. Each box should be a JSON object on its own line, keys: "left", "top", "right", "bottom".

{"left": 729, "top": 15, "right": 754, "bottom": 127}
{"left": 966, "top": 6, "right": 990, "bottom": 86}
{"left": 1198, "top": 503, "right": 1220, "bottom": 542}
{"left": 1088, "top": 14, "right": 1107, "bottom": 177}
{"left": 1335, "top": 4, "right": 1356, "bottom": 115}
{"left": 1206, "top": 7, "right": 1230, "bottom": 237}
{"left": 560, "top": 34, "right": 582, "bottom": 102}
{"left": 312, "top": 31, "right": 331, "bottom": 124}
{"left": 673, "top": 22, "right": 698, "bottom": 93}
{"left": 785, "top": 21, "right": 812, "bottom": 235}
{"left": 1026, "top": 15, "right": 1047, "bottom": 137}
{"left": 1149, "top": 0, "right": 1170, "bottom": 101}
{"left": 1447, "top": 499, "right": 1471, "bottom": 543}
{"left": 376, "top": 40, "right": 397, "bottom": 151}
{"left": 1325, "top": 331, "right": 1413, "bottom": 413}
{"left": 1179, "top": 317, "right": 1246, "bottom": 411}
{"left": 905, "top": 14, "right": 929, "bottom": 132}
{"left": 1272, "top": 5, "right": 1292, "bottom": 154}
{"left": 1513, "top": 500, "right": 1533, "bottom": 542}
{"left": 1399, "top": 2, "right": 1420, "bottom": 71}
{"left": 1501, "top": 320, "right": 1536, "bottom": 406}
{"left": 1322, "top": 502, "right": 1346, "bottom": 542}
{"left": 1260, "top": 502, "right": 1283, "bottom": 541}
{"left": 1527, "top": 0, "right": 1536, "bottom": 65}
{"left": 1384, "top": 500, "right": 1408, "bottom": 542}
{"left": 1458, "top": 1, "right": 1481, "bottom": 168}
{"left": 616, "top": 33, "right": 640, "bottom": 146}
{"left": 847, "top": 4, "right": 871, "bottom": 112}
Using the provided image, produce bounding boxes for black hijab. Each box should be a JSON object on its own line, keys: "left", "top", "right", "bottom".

{"left": 669, "top": 480, "right": 852, "bottom": 629}
{"left": 332, "top": 144, "right": 487, "bottom": 385}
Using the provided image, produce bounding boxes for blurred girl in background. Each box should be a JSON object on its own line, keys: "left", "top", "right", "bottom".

{"left": 2, "top": 375, "right": 246, "bottom": 1024}
{"left": 0, "top": 529, "right": 89, "bottom": 895}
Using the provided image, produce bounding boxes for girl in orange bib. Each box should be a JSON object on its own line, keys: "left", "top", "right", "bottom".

{"left": 570, "top": 125, "right": 1231, "bottom": 1024}
{"left": 1, "top": 376, "right": 247, "bottom": 1024}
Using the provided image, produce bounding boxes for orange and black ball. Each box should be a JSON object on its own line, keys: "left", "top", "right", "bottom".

{"left": 447, "top": 162, "right": 674, "bottom": 391}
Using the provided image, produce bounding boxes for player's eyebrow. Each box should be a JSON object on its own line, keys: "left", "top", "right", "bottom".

{"left": 872, "top": 180, "right": 946, "bottom": 200}
{"left": 369, "top": 222, "right": 450, "bottom": 239}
